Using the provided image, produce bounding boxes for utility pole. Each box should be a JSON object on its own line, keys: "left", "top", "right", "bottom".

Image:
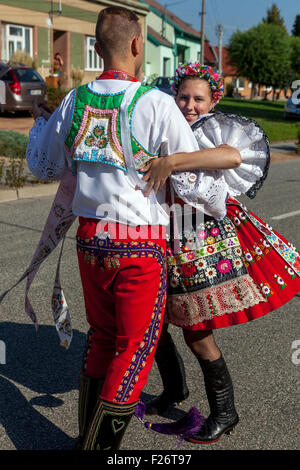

{"left": 200, "top": 0, "right": 206, "bottom": 64}
{"left": 217, "top": 24, "right": 223, "bottom": 74}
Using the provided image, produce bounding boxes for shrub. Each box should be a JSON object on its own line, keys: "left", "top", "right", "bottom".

{"left": 226, "top": 83, "right": 235, "bottom": 97}
{"left": 10, "top": 49, "right": 38, "bottom": 70}
{"left": 71, "top": 68, "right": 84, "bottom": 88}
{"left": 0, "top": 158, "right": 5, "bottom": 182}
{"left": 46, "top": 86, "right": 70, "bottom": 112}
{"left": 5, "top": 158, "right": 26, "bottom": 194}
{"left": 0, "top": 130, "right": 28, "bottom": 159}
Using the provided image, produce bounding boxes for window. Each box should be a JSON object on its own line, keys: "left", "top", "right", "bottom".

{"left": 232, "top": 77, "right": 245, "bottom": 90}
{"left": 85, "top": 36, "right": 103, "bottom": 71}
{"left": 14, "top": 68, "right": 43, "bottom": 82}
{"left": 163, "top": 57, "right": 171, "bottom": 77}
{"left": 3, "top": 24, "right": 33, "bottom": 60}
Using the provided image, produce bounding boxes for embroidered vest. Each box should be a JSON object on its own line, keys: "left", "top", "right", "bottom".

{"left": 64, "top": 84, "right": 158, "bottom": 174}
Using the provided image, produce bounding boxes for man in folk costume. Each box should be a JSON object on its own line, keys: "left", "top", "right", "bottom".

{"left": 23, "top": 6, "right": 237, "bottom": 450}
{"left": 25, "top": 6, "right": 201, "bottom": 450}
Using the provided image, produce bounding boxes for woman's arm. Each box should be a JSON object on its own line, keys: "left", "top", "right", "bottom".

{"left": 140, "top": 145, "right": 241, "bottom": 196}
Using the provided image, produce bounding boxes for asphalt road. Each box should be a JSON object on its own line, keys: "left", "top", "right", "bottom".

{"left": 0, "top": 158, "right": 299, "bottom": 453}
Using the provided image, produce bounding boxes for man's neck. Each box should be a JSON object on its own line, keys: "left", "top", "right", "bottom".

{"left": 103, "top": 60, "right": 136, "bottom": 78}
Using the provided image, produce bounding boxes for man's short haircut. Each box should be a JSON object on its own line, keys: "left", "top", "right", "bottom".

{"left": 96, "top": 6, "right": 141, "bottom": 59}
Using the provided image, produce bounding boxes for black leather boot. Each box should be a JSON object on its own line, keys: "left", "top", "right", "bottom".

{"left": 82, "top": 399, "right": 138, "bottom": 450}
{"left": 75, "top": 374, "right": 105, "bottom": 450}
{"left": 145, "top": 334, "right": 189, "bottom": 415}
{"left": 186, "top": 354, "right": 239, "bottom": 444}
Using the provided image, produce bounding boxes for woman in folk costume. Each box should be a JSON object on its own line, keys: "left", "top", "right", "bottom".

{"left": 140, "top": 62, "right": 300, "bottom": 444}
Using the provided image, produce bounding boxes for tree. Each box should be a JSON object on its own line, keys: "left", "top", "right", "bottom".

{"left": 289, "top": 36, "right": 300, "bottom": 77}
{"left": 228, "top": 23, "right": 292, "bottom": 98}
{"left": 292, "top": 15, "right": 300, "bottom": 36}
{"left": 262, "top": 3, "right": 287, "bottom": 33}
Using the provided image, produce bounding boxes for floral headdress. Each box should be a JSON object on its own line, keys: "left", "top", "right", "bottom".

{"left": 172, "top": 62, "right": 224, "bottom": 105}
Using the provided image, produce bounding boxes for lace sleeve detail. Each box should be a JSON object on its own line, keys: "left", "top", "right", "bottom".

{"left": 26, "top": 111, "right": 69, "bottom": 181}
{"left": 192, "top": 112, "right": 270, "bottom": 199}
{"left": 170, "top": 170, "right": 228, "bottom": 221}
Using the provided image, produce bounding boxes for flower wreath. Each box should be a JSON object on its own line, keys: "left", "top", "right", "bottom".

{"left": 172, "top": 61, "right": 224, "bottom": 104}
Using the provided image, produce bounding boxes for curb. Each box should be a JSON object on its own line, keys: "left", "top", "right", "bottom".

{"left": 0, "top": 182, "right": 59, "bottom": 203}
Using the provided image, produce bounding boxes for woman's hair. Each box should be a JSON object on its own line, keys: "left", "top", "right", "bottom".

{"left": 172, "top": 62, "right": 224, "bottom": 104}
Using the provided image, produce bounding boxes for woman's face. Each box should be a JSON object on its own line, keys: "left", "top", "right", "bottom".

{"left": 175, "top": 78, "right": 214, "bottom": 124}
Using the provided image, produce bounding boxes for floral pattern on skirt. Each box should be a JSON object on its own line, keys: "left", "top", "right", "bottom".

{"left": 165, "top": 211, "right": 265, "bottom": 329}
{"left": 165, "top": 198, "right": 300, "bottom": 331}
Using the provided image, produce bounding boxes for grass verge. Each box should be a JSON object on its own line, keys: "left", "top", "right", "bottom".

{"left": 217, "top": 98, "right": 300, "bottom": 142}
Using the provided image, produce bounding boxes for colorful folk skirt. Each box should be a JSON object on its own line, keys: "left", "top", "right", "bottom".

{"left": 165, "top": 197, "right": 300, "bottom": 331}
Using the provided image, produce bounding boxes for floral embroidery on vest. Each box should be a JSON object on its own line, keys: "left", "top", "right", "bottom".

{"left": 85, "top": 125, "right": 108, "bottom": 149}
{"left": 64, "top": 84, "right": 158, "bottom": 174}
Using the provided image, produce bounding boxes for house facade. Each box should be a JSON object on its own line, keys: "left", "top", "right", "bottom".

{"left": 137, "top": 0, "right": 201, "bottom": 79}
{"left": 0, "top": 0, "right": 218, "bottom": 89}
{"left": 0, "top": 0, "right": 149, "bottom": 87}
{"left": 216, "top": 46, "right": 287, "bottom": 100}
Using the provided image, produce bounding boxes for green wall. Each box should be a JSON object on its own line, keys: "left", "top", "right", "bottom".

{"left": 0, "top": 1, "right": 98, "bottom": 23}
{"left": 70, "top": 32, "right": 84, "bottom": 69}
{"left": 37, "top": 27, "right": 50, "bottom": 67}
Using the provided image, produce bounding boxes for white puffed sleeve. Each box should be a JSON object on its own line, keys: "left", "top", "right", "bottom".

{"left": 26, "top": 89, "right": 76, "bottom": 180}
{"left": 191, "top": 112, "right": 270, "bottom": 199}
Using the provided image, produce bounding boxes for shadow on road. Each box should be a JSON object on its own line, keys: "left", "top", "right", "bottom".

{"left": 0, "top": 322, "right": 86, "bottom": 449}
{"left": 0, "top": 219, "right": 76, "bottom": 241}
{"left": 0, "top": 322, "right": 187, "bottom": 449}
{"left": 140, "top": 391, "right": 187, "bottom": 422}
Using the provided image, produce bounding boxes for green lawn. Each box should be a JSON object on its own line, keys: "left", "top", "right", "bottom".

{"left": 216, "top": 98, "right": 300, "bottom": 142}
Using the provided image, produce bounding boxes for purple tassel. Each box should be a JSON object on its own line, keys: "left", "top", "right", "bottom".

{"left": 134, "top": 401, "right": 204, "bottom": 439}
{"left": 134, "top": 401, "right": 147, "bottom": 420}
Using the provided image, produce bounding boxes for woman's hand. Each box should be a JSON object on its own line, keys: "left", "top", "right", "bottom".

{"left": 139, "top": 157, "right": 173, "bottom": 197}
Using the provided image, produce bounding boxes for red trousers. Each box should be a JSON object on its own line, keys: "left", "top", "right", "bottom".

{"left": 76, "top": 218, "right": 167, "bottom": 404}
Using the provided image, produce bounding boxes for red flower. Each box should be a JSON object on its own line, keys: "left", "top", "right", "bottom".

{"left": 181, "top": 263, "right": 196, "bottom": 277}
{"left": 293, "top": 257, "right": 300, "bottom": 271}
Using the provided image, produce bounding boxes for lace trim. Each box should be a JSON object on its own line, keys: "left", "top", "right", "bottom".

{"left": 26, "top": 117, "right": 66, "bottom": 180}
{"left": 166, "top": 273, "right": 266, "bottom": 327}
{"left": 192, "top": 112, "right": 270, "bottom": 199}
{"left": 170, "top": 170, "right": 228, "bottom": 220}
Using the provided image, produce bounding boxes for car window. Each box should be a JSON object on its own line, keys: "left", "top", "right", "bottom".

{"left": 14, "top": 68, "right": 43, "bottom": 82}
{"left": 1, "top": 71, "right": 12, "bottom": 81}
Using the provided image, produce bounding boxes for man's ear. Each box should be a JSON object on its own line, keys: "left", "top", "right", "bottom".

{"left": 131, "top": 36, "right": 142, "bottom": 57}
{"left": 94, "top": 42, "right": 103, "bottom": 59}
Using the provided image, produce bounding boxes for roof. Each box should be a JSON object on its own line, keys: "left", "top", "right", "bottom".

{"left": 213, "top": 46, "right": 237, "bottom": 75}
{"left": 204, "top": 40, "right": 217, "bottom": 66}
{"left": 137, "top": 0, "right": 201, "bottom": 39}
{"left": 147, "top": 26, "right": 173, "bottom": 48}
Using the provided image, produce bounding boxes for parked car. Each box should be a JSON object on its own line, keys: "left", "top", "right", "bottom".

{"left": 284, "top": 92, "right": 300, "bottom": 120}
{"left": 0, "top": 61, "right": 47, "bottom": 113}
{"left": 151, "top": 76, "right": 174, "bottom": 95}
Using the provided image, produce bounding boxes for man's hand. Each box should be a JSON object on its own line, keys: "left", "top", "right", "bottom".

{"left": 31, "top": 99, "right": 52, "bottom": 121}
{"left": 139, "top": 157, "right": 173, "bottom": 197}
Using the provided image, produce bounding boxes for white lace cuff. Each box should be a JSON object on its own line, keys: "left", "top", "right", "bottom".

{"left": 26, "top": 113, "right": 68, "bottom": 180}
{"left": 171, "top": 170, "right": 228, "bottom": 221}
